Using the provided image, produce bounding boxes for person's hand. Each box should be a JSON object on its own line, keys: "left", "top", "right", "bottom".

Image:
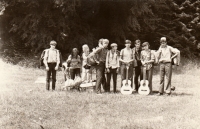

{"left": 55, "top": 66, "right": 59, "bottom": 70}
{"left": 46, "top": 66, "right": 49, "bottom": 71}
{"left": 116, "top": 68, "right": 119, "bottom": 73}
{"left": 107, "top": 68, "right": 110, "bottom": 73}
{"left": 96, "top": 61, "right": 100, "bottom": 65}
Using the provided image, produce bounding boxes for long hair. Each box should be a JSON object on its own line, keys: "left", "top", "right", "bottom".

{"left": 71, "top": 48, "right": 79, "bottom": 59}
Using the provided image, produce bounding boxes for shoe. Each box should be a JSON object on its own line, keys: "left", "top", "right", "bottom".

{"left": 171, "top": 87, "right": 175, "bottom": 91}
{"left": 156, "top": 93, "right": 163, "bottom": 96}
{"left": 165, "top": 93, "right": 171, "bottom": 96}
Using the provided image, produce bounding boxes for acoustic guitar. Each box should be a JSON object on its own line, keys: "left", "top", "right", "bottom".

{"left": 138, "top": 66, "right": 150, "bottom": 95}
{"left": 121, "top": 64, "right": 133, "bottom": 95}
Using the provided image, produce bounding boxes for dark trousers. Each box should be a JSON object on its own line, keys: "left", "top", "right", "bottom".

{"left": 121, "top": 64, "right": 133, "bottom": 87}
{"left": 46, "top": 63, "right": 57, "bottom": 90}
{"left": 95, "top": 62, "right": 106, "bottom": 93}
{"left": 141, "top": 66, "right": 153, "bottom": 93}
{"left": 70, "top": 68, "right": 81, "bottom": 80}
{"left": 159, "top": 63, "right": 172, "bottom": 94}
{"left": 106, "top": 68, "right": 117, "bottom": 92}
{"left": 134, "top": 66, "right": 142, "bottom": 91}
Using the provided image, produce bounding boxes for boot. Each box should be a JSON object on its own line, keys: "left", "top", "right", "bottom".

{"left": 46, "top": 82, "right": 50, "bottom": 90}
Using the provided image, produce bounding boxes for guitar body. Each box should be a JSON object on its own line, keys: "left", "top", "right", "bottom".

{"left": 120, "top": 64, "right": 133, "bottom": 95}
{"left": 138, "top": 66, "right": 150, "bottom": 95}
{"left": 138, "top": 80, "right": 150, "bottom": 95}
{"left": 121, "top": 80, "right": 132, "bottom": 95}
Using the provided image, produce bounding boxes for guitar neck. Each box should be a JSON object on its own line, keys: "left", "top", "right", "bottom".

{"left": 143, "top": 66, "right": 146, "bottom": 81}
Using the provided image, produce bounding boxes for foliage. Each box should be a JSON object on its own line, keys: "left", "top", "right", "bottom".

{"left": 0, "top": 0, "right": 200, "bottom": 61}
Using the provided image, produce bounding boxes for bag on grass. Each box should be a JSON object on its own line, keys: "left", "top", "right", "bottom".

{"left": 74, "top": 76, "right": 82, "bottom": 87}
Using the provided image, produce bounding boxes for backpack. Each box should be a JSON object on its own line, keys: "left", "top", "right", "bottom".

{"left": 40, "top": 49, "right": 62, "bottom": 67}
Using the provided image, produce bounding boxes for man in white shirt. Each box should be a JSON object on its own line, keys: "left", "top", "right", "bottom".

{"left": 106, "top": 43, "right": 120, "bottom": 93}
{"left": 157, "top": 37, "right": 178, "bottom": 96}
{"left": 43, "top": 40, "right": 60, "bottom": 91}
{"left": 119, "top": 40, "right": 134, "bottom": 87}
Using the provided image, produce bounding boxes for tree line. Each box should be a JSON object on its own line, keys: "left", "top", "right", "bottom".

{"left": 0, "top": 0, "right": 200, "bottom": 61}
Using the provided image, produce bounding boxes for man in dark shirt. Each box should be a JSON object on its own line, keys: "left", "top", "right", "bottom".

{"left": 93, "top": 39, "right": 109, "bottom": 94}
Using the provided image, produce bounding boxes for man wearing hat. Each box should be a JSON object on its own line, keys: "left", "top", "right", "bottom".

{"left": 119, "top": 40, "right": 134, "bottom": 87}
{"left": 106, "top": 43, "right": 120, "bottom": 93}
{"left": 157, "top": 37, "right": 178, "bottom": 96}
{"left": 43, "top": 40, "right": 60, "bottom": 91}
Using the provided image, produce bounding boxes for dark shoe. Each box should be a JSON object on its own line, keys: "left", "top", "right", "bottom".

{"left": 156, "top": 93, "right": 163, "bottom": 96}
{"left": 165, "top": 93, "right": 171, "bottom": 96}
{"left": 171, "top": 86, "right": 175, "bottom": 91}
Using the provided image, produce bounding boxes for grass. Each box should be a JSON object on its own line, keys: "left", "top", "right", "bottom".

{"left": 0, "top": 58, "right": 200, "bottom": 129}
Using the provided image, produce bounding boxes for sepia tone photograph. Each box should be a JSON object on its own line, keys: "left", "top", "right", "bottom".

{"left": 0, "top": 0, "right": 200, "bottom": 129}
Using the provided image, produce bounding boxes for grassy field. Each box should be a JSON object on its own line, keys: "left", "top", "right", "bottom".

{"left": 0, "top": 59, "right": 200, "bottom": 129}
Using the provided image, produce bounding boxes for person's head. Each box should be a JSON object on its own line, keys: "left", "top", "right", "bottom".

{"left": 82, "top": 44, "right": 89, "bottom": 54}
{"left": 135, "top": 39, "right": 141, "bottom": 49}
{"left": 110, "top": 43, "right": 118, "bottom": 51}
{"left": 98, "top": 38, "right": 104, "bottom": 47}
{"left": 50, "top": 40, "right": 57, "bottom": 49}
{"left": 160, "top": 37, "right": 167, "bottom": 48}
{"left": 102, "top": 39, "right": 109, "bottom": 48}
{"left": 71, "top": 48, "right": 79, "bottom": 58}
{"left": 125, "top": 40, "right": 131, "bottom": 48}
{"left": 142, "top": 42, "right": 150, "bottom": 50}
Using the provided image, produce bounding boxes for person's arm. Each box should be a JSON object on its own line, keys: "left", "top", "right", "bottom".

{"left": 56, "top": 50, "right": 60, "bottom": 68}
{"left": 170, "top": 47, "right": 178, "bottom": 59}
{"left": 93, "top": 47, "right": 103, "bottom": 64}
{"left": 119, "top": 49, "right": 126, "bottom": 63}
{"left": 146, "top": 50, "right": 155, "bottom": 64}
{"left": 105, "top": 51, "right": 109, "bottom": 69}
{"left": 43, "top": 50, "right": 48, "bottom": 68}
{"left": 140, "top": 51, "right": 145, "bottom": 65}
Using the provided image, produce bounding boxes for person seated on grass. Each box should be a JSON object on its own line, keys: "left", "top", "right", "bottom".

{"left": 81, "top": 44, "right": 92, "bottom": 83}
{"left": 106, "top": 43, "right": 120, "bottom": 93}
{"left": 67, "top": 48, "right": 81, "bottom": 80}
{"left": 43, "top": 40, "right": 60, "bottom": 91}
{"left": 157, "top": 37, "right": 179, "bottom": 96}
{"left": 140, "top": 42, "right": 155, "bottom": 94}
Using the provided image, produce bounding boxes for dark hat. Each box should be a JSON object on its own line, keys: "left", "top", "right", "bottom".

{"left": 142, "top": 42, "right": 150, "bottom": 47}
{"left": 50, "top": 40, "right": 57, "bottom": 45}
{"left": 125, "top": 40, "right": 131, "bottom": 44}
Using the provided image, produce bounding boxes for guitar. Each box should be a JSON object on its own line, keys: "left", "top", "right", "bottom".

{"left": 121, "top": 64, "right": 133, "bottom": 95}
{"left": 138, "top": 66, "right": 150, "bottom": 95}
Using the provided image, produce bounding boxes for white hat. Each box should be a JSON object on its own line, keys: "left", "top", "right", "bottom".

{"left": 110, "top": 43, "right": 117, "bottom": 47}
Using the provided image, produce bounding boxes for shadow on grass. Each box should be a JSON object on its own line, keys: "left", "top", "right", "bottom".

{"left": 151, "top": 90, "right": 193, "bottom": 96}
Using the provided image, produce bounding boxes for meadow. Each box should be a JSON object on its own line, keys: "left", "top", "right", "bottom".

{"left": 0, "top": 58, "right": 200, "bottom": 129}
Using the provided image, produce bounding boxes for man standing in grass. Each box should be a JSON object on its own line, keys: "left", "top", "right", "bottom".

{"left": 106, "top": 43, "right": 120, "bottom": 93}
{"left": 93, "top": 39, "right": 109, "bottom": 94}
{"left": 43, "top": 40, "right": 60, "bottom": 91}
{"left": 157, "top": 37, "right": 178, "bottom": 96}
{"left": 119, "top": 40, "right": 134, "bottom": 87}
{"left": 132, "top": 40, "right": 142, "bottom": 92}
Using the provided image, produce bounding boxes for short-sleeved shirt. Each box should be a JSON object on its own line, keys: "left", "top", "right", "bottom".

{"left": 67, "top": 55, "right": 81, "bottom": 69}
{"left": 158, "top": 45, "right": 178, "bottom": 63}
{"left": 43, "top": 48, "right": 60, "bottom": 64}
{"left": 120, "top": 48, "right": 133, "bottom": 63}
{"left": 141, "top": 49, "right": 155, "bottom": 69}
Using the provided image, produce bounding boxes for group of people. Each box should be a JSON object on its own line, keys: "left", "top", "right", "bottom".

{"left": 43, "top": 37, "right": 180, "bottom": 96}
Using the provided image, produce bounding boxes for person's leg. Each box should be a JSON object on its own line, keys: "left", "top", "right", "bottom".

{"left": 165, "top": 63, "right": 172, "bottom": 94}
{"left": 52, "top": 63, "right": 57, "bottom": 90}
{"left": 101, "top": 63, "right": 107, "bottom": 91}
{"left": 112, "top": 68, "right": 117, "bottom": 93}
{"left": 70, "top": 68, "right": 75, "bottom": 80}
{"left": 106, "top": 68, "right": 111, "bottom": 92}
{"left": 134, "top": 67, "right": 140, "bottom": 91}
{"left": 128, "top": 65, "right": 133, "bottom": 88}
{"left": 46, "top": 63, "right": 51, "bottom": 90}
{"left": 159, "top": 64, "right": 165, "bottom": 94}
{"left": 95, "top": 64, "right": 103, "bottom": 93}
{"left": 147, "top": 67, "right": 153, "bottom": 93}
{"left": 120, "top": 64, "right": 126, "bottom": 87}
{"left": 81, "top": 67, "right": 87, "bottom": 82}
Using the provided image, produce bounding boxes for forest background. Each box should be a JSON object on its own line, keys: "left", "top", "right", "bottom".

{"left": 0, "top": 0, "right": 200, "bottom": 66}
